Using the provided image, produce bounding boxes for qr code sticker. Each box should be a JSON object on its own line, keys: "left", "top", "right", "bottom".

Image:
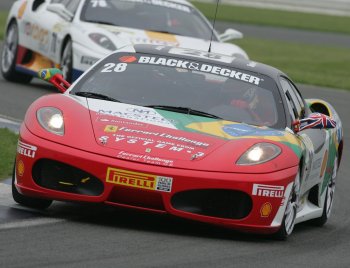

{"left": 156, "top": 176, "right": 173, "bottom": 192}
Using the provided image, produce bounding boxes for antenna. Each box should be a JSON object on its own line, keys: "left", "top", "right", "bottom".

{"left": 208, "top": 0, "right": 220, "bottom": 53}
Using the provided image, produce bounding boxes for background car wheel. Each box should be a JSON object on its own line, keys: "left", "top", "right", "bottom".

{"left": 311, "top": 156, "right": 338, "bottom": 226}
{"left": 274, "top": 172, "right": 300, "bottom": 240}
{"left": 61, "top": 39, "right": 73, "bottom": 83}
{"left": 12, "top": 162, "right": 52, "bottom": 209}
{"left": 1, "top": 21, "right": 32, "bottom": 83}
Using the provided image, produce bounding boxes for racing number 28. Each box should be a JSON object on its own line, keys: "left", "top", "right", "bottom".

{"left": 101, "top": 63, "right": 127, "bottom": 73}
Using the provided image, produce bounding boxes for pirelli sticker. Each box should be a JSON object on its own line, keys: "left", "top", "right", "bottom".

{"left": 106, "top": 167, "right": 173, "bottom": 192}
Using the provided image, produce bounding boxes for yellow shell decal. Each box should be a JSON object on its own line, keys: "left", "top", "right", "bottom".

{"left": 17, "top": 160, "right": 25, "bottom": 176}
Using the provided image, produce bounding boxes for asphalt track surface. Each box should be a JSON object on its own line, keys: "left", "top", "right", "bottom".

{"left": 1, "top": 6, "right": 350, "bottom": 268}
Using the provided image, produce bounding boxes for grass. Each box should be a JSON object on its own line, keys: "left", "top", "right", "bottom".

{"left": 0, "top": 128, "right": 18, "bottom": 180}
{"left": 234, "top": 37, "right": 350, "bottom": 90}
{"left": 192, "top": 1, "right": 350, "bottom": 35}
{"left": 0, "top": 11, "right": 7, "bottom": 40}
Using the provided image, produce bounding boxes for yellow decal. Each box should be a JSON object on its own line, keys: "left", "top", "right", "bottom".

{"left": 17, "top": 160, "right": 25, "bottom": 177}
{"left": 260, "top": 202, "right": 272, "bottom": 217}
{"left": 104, "top": 125, "right": 118, "bottom": 133}
{"left": 146, "top": 31, "right": 178, "bottom": 43}
{"left": 320, "top": 150, "right": 328, "bottom": 178}
{"left": 18, "top": 1, "right": 27, "bottom": 19}
{"left": 106, "top": 167, "right": 172, "bottom": 192}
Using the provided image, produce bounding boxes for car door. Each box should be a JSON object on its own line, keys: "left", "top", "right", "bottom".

{"left": 18, "top": 0, "right": 80, "bottom": 62}
{"left": 280, "top": 77, "right": 330, "bottom": 196}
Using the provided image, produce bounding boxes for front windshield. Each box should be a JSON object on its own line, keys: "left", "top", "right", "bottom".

{"left": 71, "top": 50, "right": 285, "bottom": 128}
{"left": 81, "top": 0, "right": 217, "bottom": 40}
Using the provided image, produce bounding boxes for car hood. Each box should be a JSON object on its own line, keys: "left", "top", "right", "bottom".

{"left": 25, "top": 95, "right": 300, "bottom": 172}
{"left": 86, "top": 98, "right": 301, "bottom": 172}
{"left": 84, "top": 23, "right": 248, "bottom": 58}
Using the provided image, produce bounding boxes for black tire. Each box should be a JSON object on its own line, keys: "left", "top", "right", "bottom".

{"left": 1, "top": 21, "right": 32, "bottom": 83}
{"left": 12, "top": 162, "right": 52, "bottom": 210}
{"left": 60, "top": 39, "right": 73, "bottom": 83}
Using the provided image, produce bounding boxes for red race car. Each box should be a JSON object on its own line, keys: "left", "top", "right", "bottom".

{"left": 13, "top": 45, "right": 343, "bottom": 239}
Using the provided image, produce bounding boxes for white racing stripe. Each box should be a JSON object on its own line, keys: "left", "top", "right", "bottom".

{"left": 0, "top": 183, "right": 64, "bottom": 230}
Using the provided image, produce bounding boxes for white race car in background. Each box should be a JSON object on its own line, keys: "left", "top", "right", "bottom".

{"left": 1, "top": 0, "right": 248, "bottom": 83}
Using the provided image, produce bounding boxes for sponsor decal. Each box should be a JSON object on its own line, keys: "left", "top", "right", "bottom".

{"left": 24, "top": 22, "right": 49, "bottom": 45}
{"left": 18, "top": 1, "right": 27, "bottom": 19}
{"left": 222, "top": 124, "right": 284, "bottom": 137}
{"left": 106, "top": 167, "right": 173, "bottom": 192}
{"left": 95, "top": 104, "right": 176, "bottom": 128}
{"left": 104, "top": 125, "right": 118, "bottom": 133}
{"left": 119, "top": 56, "right": 137, "bottom": 63}
{"left": 137, "top": 56, "right": 261, "bottom": 85}
{"left": 117, "top": 151, "right": 174, "bottom": 166}
{"left": 81, "top": 56, "right": 98, "bottom": 66}
{"left": 17, "top": 141, "right": 37, "bottom": 158}
{"left": 114, "top": 126, "right": 209, "bottom": 147}
{"left": 99, "top": 136, "right": 109, "bottom": 145}
{"left": 17, "top": 160, "right": 25, "bottom": 177}
{"left": 252, "top": 184, "right": 284, "bottom": 198}
{"left": 260, "top": 202, "right": 272, "bottom": 217}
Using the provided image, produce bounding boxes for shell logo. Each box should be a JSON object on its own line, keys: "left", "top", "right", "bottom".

{"left": 260, "top": 202, "right": 272, "bottom": 217}
{"left": 17, "top": 160, "right": 25, "bottom": 177}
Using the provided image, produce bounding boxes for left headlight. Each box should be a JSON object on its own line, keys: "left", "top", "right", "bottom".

{"left": 37, "top": 107, "right": 64, "bottom": 136}
{"left": 89, "top": 33, "right": 116, "bottom": 51}
{"left": 236, "top": 143, "right": 281, "bottom": 165}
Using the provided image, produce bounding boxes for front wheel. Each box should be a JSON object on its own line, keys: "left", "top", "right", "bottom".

{"left": 1, "top": 21, "right": 32, "bottom": 83}
{"left": 12, "top": 161, "right": 52, "bottom": 209}
{"left": 274, "top": 172, "right": 300, "bottom": 240}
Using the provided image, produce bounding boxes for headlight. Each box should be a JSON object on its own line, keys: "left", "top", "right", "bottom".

{"left": 236, "top": 143, "right": 281, "bottom": 165}
{"left": 89, "top": 33, "right": 116, "bottom": 51}
{"left": 37, "top": 107, "right": 64, "bottom": 135}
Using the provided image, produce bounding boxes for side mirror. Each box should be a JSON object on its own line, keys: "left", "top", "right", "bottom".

{"left": 292, "top": 113, "right": 336, "bottom": 133}
{"left": 38, "top": 68, "right": 71, "bottom": 93}
{"left": 46, "top": 3, "right": 74, "bottom": 21}
{"left": 219, "top": 28, "right": 243, "bottom": 42}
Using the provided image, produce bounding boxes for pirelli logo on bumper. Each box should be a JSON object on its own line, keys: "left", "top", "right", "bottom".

{"left": 106, "top": 167, "right": 173, "bottom": 192}
{"left": 252, "top": 184, "right": 284, "bottom": 198}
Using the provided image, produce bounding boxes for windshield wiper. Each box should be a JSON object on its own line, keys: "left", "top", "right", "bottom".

{"left": 146, "top": 105, "right": 222, "bottom": 119}
{"left": 75, "top": 92, "right": 121, "bottom": 102}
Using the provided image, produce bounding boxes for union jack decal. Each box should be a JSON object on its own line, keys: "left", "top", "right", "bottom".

{"left": 293, "top": 113, "right": 336, "bottom": 132}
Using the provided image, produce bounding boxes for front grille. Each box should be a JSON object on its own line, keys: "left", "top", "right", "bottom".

{"left": 32, "top": 159, "right": 104, "bottom": 196}
{"left": 171, "top": 189, "right": 252, "bottom": 220}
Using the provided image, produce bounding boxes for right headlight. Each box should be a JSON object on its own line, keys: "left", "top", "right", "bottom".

{"left": 37, "top": 107, "right": 64, "bottom": 136}
{"left": 236, "top": 143, "right": 281, "bottom": 165}
{"left": 89, "top": 33, "right": 116, "bottom": 51}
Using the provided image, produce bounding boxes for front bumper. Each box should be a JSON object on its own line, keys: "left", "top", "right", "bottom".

{"left": 16, "top": 125, "right": 298, "bottom": 234}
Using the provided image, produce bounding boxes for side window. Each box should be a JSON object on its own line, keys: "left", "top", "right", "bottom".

{"left": 280, "top": 78, "right": 304, "bottom": 120}
{"left": 51, "top": 0, "right": 80, "bottom": 14}
{"left": 66, "top": 0, "right": 80, "bottom": 14}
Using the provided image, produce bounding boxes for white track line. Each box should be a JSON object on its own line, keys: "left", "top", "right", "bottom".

{"left": 0, "top": 183, "right": 64, "bottom": 230}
